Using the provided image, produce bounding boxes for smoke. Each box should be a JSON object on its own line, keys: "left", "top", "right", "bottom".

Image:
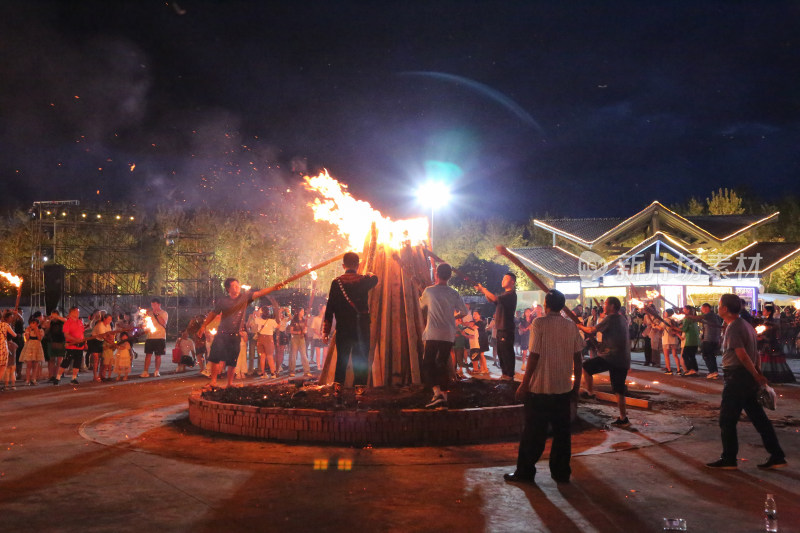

{"left": 0, "top": 3, "right": 304, "bottom": 213}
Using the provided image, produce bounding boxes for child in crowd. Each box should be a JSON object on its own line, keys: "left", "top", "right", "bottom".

{"left": 114, "top": 332, "right": 133, "bottom": 381}
{"left": 20, "top": 316, "right": 45, "bottom": 385}
{"left": 101, "top": 325, "right": 116, "bottom": 381}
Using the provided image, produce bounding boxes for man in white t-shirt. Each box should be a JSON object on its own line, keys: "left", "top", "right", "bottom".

{"left": 419, "top": 263, "right": 469, "bottom": 409}
{"left": 141, "top": 298, "right": 168, "bottom": 378}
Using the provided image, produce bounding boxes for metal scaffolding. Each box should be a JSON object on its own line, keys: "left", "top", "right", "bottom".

{"left": 162, "top": 230, "right": 216, "bottom": 336}
{"left": 29, "top": 201, "right": 147, "bottom": 315}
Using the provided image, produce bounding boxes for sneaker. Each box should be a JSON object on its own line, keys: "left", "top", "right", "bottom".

{"left": 664, "top": 369, "right": 673, "bottom": 375}
{"left": 425, "top": 394, "right": 447, "bottom": 408}
{"left": 500, "top": 375, "right": 514, "bottom": 381}
{"left": 70, "top": 379, "right": 79, "bottom": 385}
{"left": 610, "top": 417, "right": 631, "bottom": 428}
{"left": 154, "top": 371, "right": 161, "bottom": 377}
{"left": 706, "top": 458, "right": 737, "bottom": 469}
{"left": 757, "top": 456, "right": 788, "bottom": 470}
{"left": 685, "top": 369, "right": 697, "bottom": 376}
{"left": 503, "top": 472, "right": 535, "bottom": 484}
{"left": 50, "top": 377, "right": 60, "bottom": 385}
{"left": 140, "top": 372, "right": 150, "bottom": 378}
{"left": 706, "top": 372, "right": 719, "bottom": 380}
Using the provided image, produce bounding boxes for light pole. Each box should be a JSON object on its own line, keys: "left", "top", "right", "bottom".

{"left": 416, "top": 181, "right": 451, "bottom": 251}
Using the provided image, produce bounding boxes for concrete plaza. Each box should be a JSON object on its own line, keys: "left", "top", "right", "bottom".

{"left": 1, "top": 349, "right": 798, "bottom": 532}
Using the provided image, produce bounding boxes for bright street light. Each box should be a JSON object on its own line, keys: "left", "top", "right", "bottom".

{"left": 416, "top": 181, "right": 451, "bottom": 250}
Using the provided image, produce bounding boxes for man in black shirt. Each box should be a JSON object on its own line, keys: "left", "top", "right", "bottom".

{"left": 198, "top": 278, "right": 274, "bottom": 388}
{"left": 322, "top": 252, "right": 378, "bottom": 404}
{"left": 476, "top": 273, "right": 517, "bottom": 380}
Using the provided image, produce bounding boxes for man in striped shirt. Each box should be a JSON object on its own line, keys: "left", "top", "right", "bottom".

{"left": 504, "top": 290, "right": 584, "bottom": 485}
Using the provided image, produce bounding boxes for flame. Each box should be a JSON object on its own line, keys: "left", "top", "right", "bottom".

{"left": 755, "top": 324, "right": 767, "bottom": 334}
{"left": 310, "top": 270, "right": 318, "bottom": 281}
{"left": 672, "top": 313, "right": 685, "bottom": 321}
{"left": 0, "top": 271, "right": 22, "bottom": 288}
{"left": 241, "top": 284, "right": 251, "bottom": 291}
{"left": 138, "top": 308, "right": 158, "bottom": 334}
{"left": 794, "top": 300, "right": 800, "bottom": 310}
{"left": 646, "top": 290, "right": 660, "bottom": 299}
{"left": 302, "top": 170, "right": 429, "bottom": 250}
{"left": 208, "top": 328, "right": 217, "bottom": 336}
{"left": 629, "top": 298, "right": 644, "bottom": 309}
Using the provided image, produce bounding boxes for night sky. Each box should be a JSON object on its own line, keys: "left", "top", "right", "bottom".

{"left": 2, "top": 1, "right": 799, "bottom": 222}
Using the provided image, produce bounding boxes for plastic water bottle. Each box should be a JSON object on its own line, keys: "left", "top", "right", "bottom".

{"left": 764, "top": 493, "right": 778, "bottom": 532}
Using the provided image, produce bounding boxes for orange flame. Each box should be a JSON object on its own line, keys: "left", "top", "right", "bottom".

{"left": 302, "top": 170, "right": 429, "bottom": 250}
{"left": 138, "top": 308, "right": 158, "bottom": 334}
{"left": 0, "top": 271, "right": 22, "bottom": 288}
{"left": 755, "top": 324, "right": 767, "bottom": 334}
{"left": 646, "top": 290, "right": 660, "bottom": 299}
{"left": 629, "top": 298, "right": 644, "bottom": 309}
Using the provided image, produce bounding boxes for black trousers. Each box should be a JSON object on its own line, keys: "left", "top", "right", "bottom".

{"left": 682, "top": 344, "right": 699, "bottom": 372}
{"left": 516, "top": 392, "right": 572, "bottom": 481}
{"left": 496, "top": 330, "right": 516, "bottom": 378}
{"left": 422, "top": 340, "right": 454, "bottom": 389}
{"left": 643, "top": 337, "right": 652, "bottom": 364}
{"left": 334, "top": 323, "right": 370, "bottom": 386}
{"left": 719, "top": 367, "right": 784, "bottom": 462}
{"left": 700, "top": 341, "right": 719, "bottom": 373}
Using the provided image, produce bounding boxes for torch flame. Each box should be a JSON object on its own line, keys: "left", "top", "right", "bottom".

{"left": 672, "top": 313, "right": 685, "bottom": 321}
{"left": 0, "top": 271, "right": 22, "bottom": 288}
{"left": 302, "top": 170, "right": 429, "bottom": 250}
{"left": 794, "top": 300, "right": 800, "bottom": 311}
{"left": 646, "top": 290, "right": 660, "bottom": 299}
{"left": 755, "top": 324, "right": 767, "bottom": 334}
{"left": 241, "top": 284, "right": 251, "bottom": 291}
{"left": 629, "top": 298, "right": 644, "bottom": 309}
{"left": 138, "top": 308, "right": 158, "bottom": 334}
{"left": 310, "top": 270, "right": 318, "bottom": 281}
{"left": 208, "top": 328, "right": 217, "bottom": 336}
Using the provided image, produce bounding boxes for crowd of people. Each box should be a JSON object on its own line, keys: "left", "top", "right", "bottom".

{"left": 0, "top": 259, "right": 789, "bottom": 483}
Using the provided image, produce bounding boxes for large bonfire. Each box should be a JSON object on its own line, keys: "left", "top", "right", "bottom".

{"left": 302, "top": 171, "right": 433, "bottom": 388}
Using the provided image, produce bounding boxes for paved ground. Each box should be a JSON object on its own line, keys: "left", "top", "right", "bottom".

{"left": 1, "top": 346, "right": 799, "bottom": 532}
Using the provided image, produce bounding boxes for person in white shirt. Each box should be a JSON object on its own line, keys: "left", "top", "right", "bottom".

{"left": 141, "top": 298, "right": 168, "bottom": 378}
{"left": 419, "top": 263, "right": 469, "bottom": 409}
{"left": 505, "top": 289, "right": 584, "bottom": 485}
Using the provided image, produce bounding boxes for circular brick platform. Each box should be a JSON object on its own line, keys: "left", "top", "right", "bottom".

{"left": 188, "top": 390, "right": 524, "bottom": 446}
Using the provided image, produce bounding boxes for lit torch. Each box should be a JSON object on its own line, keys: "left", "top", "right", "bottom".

{"left": 138, "top": 308, "right": 158, "bottom": 334}
{"left": 240, "top": 284, "right": 251, "bottom": 291}
{"left": 755, "top": 324, "right": 767, "bottom": 335}
{"left": 1, "top": 270, "right": 23, "bottom": 309}
{"left": 629, "top": 298, "right": 645, "bottom": 309}
{"left": 794, "top": 300, "right": 800, "bottom": 311}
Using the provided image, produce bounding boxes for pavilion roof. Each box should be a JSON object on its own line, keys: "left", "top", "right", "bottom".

{"left": 534, "top": 201, "right": 779, "bottom": 251}
{"left": 714, "top": 242, "right": 800, "bottom": 276}
{"left": 506, "top": 246, "right": 582, "bottom": 280}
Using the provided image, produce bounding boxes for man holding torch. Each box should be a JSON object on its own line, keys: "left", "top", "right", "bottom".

{"left": 140, "top": 298, "right": 169, "bottom": 378}
{"left": 197, "top": 278, "right": 274, "bottom": 389}
{"left": 475, "top": 273, "right": 518, "bottom": 381}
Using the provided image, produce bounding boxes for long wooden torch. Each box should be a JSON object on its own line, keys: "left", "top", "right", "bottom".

{"left": 264, "top": 253, "right": 346, "bottom": 294}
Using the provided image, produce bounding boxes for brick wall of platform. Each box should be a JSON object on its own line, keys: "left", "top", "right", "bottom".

{"left": 188, "top": 392, "right": 524, "bottom": 446}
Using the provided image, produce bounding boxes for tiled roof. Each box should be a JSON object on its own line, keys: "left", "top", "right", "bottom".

{"left": 535, "top": 218, "right": 624, "bottom": 242}
{"left": 715, "top": 242, "right": 800, "bottom": 275}
{"left": 685, "top": 215, "right": 774, "bottom": 240}
{"left": 509, "top": 246, "right": 581, "bottom": 278}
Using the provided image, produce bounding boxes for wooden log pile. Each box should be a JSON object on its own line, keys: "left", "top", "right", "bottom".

{"left": 319, "top": 225, "right": 433, "bottom": 387}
